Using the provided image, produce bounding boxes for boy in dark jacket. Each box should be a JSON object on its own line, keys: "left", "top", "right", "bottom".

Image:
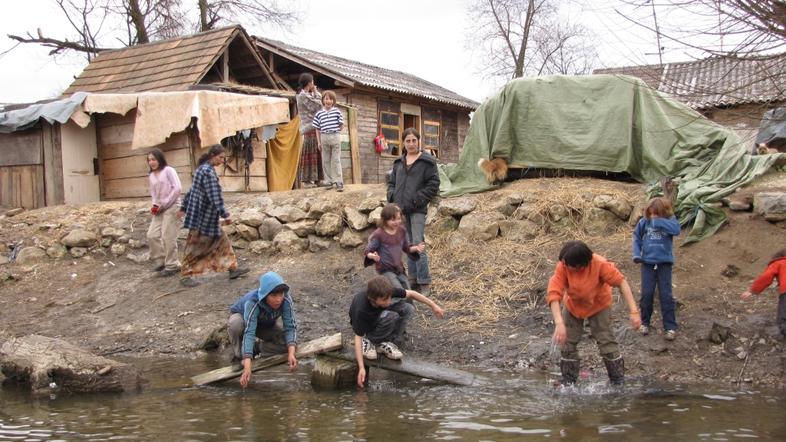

{"left": 228, "top": 271, "right": 297, "bottom": 388}
{"left": 350, "top": 276, "right": 444, "bottom": 387}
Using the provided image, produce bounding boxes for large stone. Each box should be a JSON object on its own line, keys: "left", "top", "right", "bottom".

{"left": 46, "top": 244, "right": 67, "bottom": 259}
{"left": 248, "top": 240, "right": 274, "bottom": 255}
{"left": 315, "top": 213, "right": 343, "bottom": 237}
{"left": 297, "top": 198, "right": 312, "bottom": 213}
{"left": 128, "top": 239, "right": 145, "bottom": 249}
{"left": 308, "top": 200, "right": 340, "bottom": 219}
{"left": 126, "top": 251, "right": 150, "bottom": 263}
{"left": 273, "top": 230, "right": 308, "bottom": 254}
{"left": 499, "top": 219, "right": 541, "bottom": 241}
{"left": 0, "top": 334, "right": 143, "bottom": 395}
{"left": 100, "top": 238, "right": 112, "bottom": 248}
{"left": 16, "top": 247, "right": 47, "bottom": 264}
{"left": 628, "top": 204, "right": 644, "bottom": 226}
{"left": 585, "top": 207, "right": 621, "bottom": 235}
{"left": 308, "top": 235, "right": 332, "bottom": 252}
{"left": 235, "top": 224, "right": 260, "bottom": 241}
{"left": 512, "top": 203, "right": 546, "bottom": 226}
{"left": 110, "top": 243, "right": 127, "bottom": 256}
{"left": 493, "top": 199, "right": 518, "bottom": 217}
{"left": 0, "top": 255, "right": 9, "bottom": 265}
{"left": 367, "top": 207, "right": 383, "bottom": 226}
{"left": 593, "top": 194, "right": 633, "bottom": 220}
{"left": 100, "top": 227, "right": 125, "bottom": 239}
{"left": 357, "top": 197, "right": 382, "bottom": 214}
{"left": 222, "top": 224, "right": 238, "bottom": 236}
{"left": 70, "top": 247, "right": 88, "bottom": 258}
{"left": 286, "top": 219, "right": 317, "bottom": 238}
{"left": 753, "top": 192, "right": 786, "bottom": 221}
{"left": 258, "top": 217, "right": 284, "bottom": 241}
{"left": 61, "top": 230, "right": 96, "bottom": 248}
{"left": 457, "top": 212, "right": 505, "bottom": 241}
{"left": 438, "top": 197, "right": 477, "bottom": 217}
{"left": 344, "top": 207, "right": 369, "bottom": 231}
{"left": 548, "top": 204, "right": 571, "bottom": 222}
{"left": 432, "top": 216, "right": 460, "bottom": 235}
{"left": 231, "top": 238, "right": 249, "bottom": 250}
{"left": 266, "top": 205, "right": 308, "bottom": 223}
{"left": 258, "top": 196, "right": 274, "bottom": 210}
{"left": 339, "top": 229, "right": 365, "bottom": 248}
{"left": 238, "top": 209, "right": 266, "bottom": 227}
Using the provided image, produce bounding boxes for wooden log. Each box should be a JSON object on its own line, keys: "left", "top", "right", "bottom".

{"left": 310, "top": 355, "right": 359, "bottom": 389}
{"left": 324, "top": 350, "right": 483, "bottom": 386}
{"left": 190, "top": 333, "right": 343, "bottom": 386}
{"left": 0, "top": 335, "right": 144, "bottom": 396}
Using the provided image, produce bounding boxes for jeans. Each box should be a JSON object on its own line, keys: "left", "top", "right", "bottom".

{"left": 365, "top": 301, "right": 415, "bottom": 345}
{"left": 561, "top": 306, "right": 619, "bottom": 361}
{"left": 227, "top": 313, "right": 287, "bottom": 359}
{"left": 639, "top": 263, "right": 677, "bottom": 331}
{"left": 381, "top": 271, "right": 410, "bottom": 290}
{"left": 320, "top": 132, "right": 343, "bottom": 186}
{"left": 405, "top": 212, "right": 430, "bottom": 285}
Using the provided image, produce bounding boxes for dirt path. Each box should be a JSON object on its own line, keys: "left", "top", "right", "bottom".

{"left": 1, "top": 176, "right": 784, "bottom": 388}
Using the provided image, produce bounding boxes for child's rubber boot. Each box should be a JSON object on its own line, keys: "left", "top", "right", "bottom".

{"left": 603, "top": 356, "right": 625, "bottom": 385}
{"left": 560, "top": 358, "right": 580, "bottom": 385}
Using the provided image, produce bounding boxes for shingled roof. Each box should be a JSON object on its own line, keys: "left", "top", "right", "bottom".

{"left": 63, "top": 26, "right": 271, "bottom": 95}
{"left": 594, "top": 54, "right": 786, "bottom": 110}
{"left": 254, "top": 37, "right": 479, "bottom": 110}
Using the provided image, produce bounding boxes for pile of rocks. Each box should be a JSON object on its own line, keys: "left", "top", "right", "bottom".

{"left": 726, "top": 191, "right": 786, "bottom": 223}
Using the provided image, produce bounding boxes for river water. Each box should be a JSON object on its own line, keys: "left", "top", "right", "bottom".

{"left": 1, "top": 356, "right": 784, "bottom": 441}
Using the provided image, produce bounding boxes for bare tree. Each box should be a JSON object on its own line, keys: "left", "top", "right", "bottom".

{"left": 467, "top": 0, "right": 597, "bottom": 80}
{"left": 616, "top": 0, "right": 786, "bottom": 58}
{"left": 197, "top": 0, "right": 300, "bottom": 32}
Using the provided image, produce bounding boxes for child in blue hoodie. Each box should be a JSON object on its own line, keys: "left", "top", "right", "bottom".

{"left": 227, "top": 271, "right": 298, "bottom": 388}
{"left": 632, "top": 197, "right": 681, "bottom": 340}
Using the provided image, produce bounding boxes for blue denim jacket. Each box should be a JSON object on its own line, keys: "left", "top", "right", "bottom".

{"left": 632, "top": 216, "right": 681, "bottom": 264}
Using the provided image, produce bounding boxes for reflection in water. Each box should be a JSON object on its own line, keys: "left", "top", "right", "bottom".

{"left": 0, "top": 357, "right": 785, "bottom": 440}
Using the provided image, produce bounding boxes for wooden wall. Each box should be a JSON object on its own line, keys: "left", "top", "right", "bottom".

{"left": 193, "top": 133, "right": 268, "bottom": 192}
{"left": 342, "top": 90, "right": 472, "bottom": 184}
{"left": 0, "top": 128, "right": 46, "bottom": 209}
{"left": 96, "top": 110, "right": 193, "bottom": 200}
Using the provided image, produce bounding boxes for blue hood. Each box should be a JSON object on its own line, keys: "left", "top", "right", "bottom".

{"left": 257, "top": 271, "right": 289, "bottom": 301}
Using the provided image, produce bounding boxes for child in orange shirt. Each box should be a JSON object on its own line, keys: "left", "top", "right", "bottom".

{"left": 547, "top": 240, "right": 641, "bottom": 385}
{"left": 741, "top": 248, "right": 786, "bottom": 337}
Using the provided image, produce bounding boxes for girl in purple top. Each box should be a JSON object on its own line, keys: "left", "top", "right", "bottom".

{"left": 146, "top": 149, "right": 182, "bottom": 277}
{"left": 364, "top": 204, "right": 425, "bottom": 290}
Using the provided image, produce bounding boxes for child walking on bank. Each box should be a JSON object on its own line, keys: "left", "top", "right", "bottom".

{"left": 364, "top": 204, "right": 425, "bottom": 290}
{"left": 741, "top": 248, "right": 786, "bottom": 338}
{"left": 547, "top": 241, "right": 641, "bottom": 385}
{"left": 632, "top": 197, "right": 681, "bottom": 340}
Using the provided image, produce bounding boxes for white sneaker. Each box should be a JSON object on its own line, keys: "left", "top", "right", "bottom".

{"left": 639, "top": 325, "right": 650, "bottom": 336}
{"left": 361, "top": 337, "right": 378, "bottom": 360}
{"left": 377, "top": 342, "right": 403, "bottom": 360}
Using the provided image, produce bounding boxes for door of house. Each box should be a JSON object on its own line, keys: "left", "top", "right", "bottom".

{"left": 60, "top": 120, "right": 100, "bottom": 204}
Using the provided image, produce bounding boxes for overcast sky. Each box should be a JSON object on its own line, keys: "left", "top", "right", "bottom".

{"left": 0, "top": 0, "right": 692, "bottom": 105}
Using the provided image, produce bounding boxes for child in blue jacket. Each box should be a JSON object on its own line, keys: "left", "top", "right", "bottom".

{"left": 632, "top": 197, "right": 681, "bottom": 340}
{"left": 227, "top": 271, "right": 298, "bottom": 388}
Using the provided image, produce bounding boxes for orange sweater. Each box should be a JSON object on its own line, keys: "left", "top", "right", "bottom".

{"left": 546, "top": 254, "right": 625, "bottom": 319}
{"left": 750, "top": 257, "right": 786, "bottom": 295}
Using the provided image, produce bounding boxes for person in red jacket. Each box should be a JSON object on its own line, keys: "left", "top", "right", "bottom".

{"left": 741, "top": 248, "right": 786, "bottom": 337}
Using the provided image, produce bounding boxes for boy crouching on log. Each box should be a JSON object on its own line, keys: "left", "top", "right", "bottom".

{"left": 350, "top": 275, "right": 445, "bottom": 387}
{"left": 228, "top": 271, "right": 298, "bottom": 388}
{"left": 547, "top": 241, "right": 641, "bottom": 386}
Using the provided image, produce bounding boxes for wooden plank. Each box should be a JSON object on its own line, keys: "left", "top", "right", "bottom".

{"left": 325, "top": 350, "right": 483, "bottom": 387}
{"left": 101, "top": 149, "right": 190, "bottom": 179}
{"left": 96, "top": 110, "right": 136, "bottom": 128}
{"left": 347, "top": 107, "right": 362, "bottom": 184}
{"left": 99, "top": 123, "right": 135, "bottom": 146}
{"left": 0, "top": 129, "right": 43, "bottom": 166}
{"left": 219, "top": 175, "right": 268, "bottom": 193}
{"left": 103, "top": 172, "right": 192, "bottom": 199}
{"left": 191, "top": 333, "right": 343, "bottom": 386}
{"left": 100, "top": 133, "right": 190, "bottom": 160}
{"left": 0, "top": 165, "right": 45, "bottom": 209}
{"left": 42, "top": 123, "right": 65, "bottom": 206}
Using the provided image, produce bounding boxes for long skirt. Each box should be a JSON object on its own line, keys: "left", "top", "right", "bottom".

{"left": 298, "top": 130, "right": 322, "bottom": 184}
{"left": 180, "top": 230, "right": 237, "bottom": 277}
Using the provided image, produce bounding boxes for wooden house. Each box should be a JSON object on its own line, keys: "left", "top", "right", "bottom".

{"left": 594, "top": 54, "right": 786, "bottom": 146}
{"left": 253, "top": 37, "right": 479, "bottom": 184}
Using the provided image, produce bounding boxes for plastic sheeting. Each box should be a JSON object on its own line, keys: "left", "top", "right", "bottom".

{"left": 439, "top": 75, "right": 784, "bottom": 243}
{"left": 0, "top": 92, "right": 87, "bottom": 133}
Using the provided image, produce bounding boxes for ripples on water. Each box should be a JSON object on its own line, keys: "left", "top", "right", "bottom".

{"left": 1, "top": 356, "right": 785, "bottom": 441}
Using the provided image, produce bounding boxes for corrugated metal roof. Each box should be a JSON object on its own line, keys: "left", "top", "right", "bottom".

{"left": 255, "top": 37, "right": 479, "bottom": 110}
{"left": 63, "top": 26, "right": 240, "bottom": 95}
{"left": 594, "top": 54, "right": 786, "bottom": 110}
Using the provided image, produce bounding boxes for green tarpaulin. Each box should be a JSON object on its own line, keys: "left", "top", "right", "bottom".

{"left": 439, "top": 75, "right": 784, "bottom": 244}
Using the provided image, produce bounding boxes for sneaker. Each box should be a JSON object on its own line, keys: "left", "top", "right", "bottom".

{"left": 157, "top": 268, "right": 179, "bottom": 277}
{"left": 377, "top": 342, "right": 403, "bottom": 360}
{"left": 180, "top": 277, "right": 200, "bottom": 288}
{"left": 152, "top": 264, "right": 165, "bottom": 272}
{"left": 639, "top": 325, "right": 650, "bottom": 336}
{"left": 361, "top": 337, "right": 378, "bottom": 360}
{"left": 665, "top": 330, "right": 676, "bottom": 341}
{"left": 335, "top": 184, "right": 344, "bottom": 192}
{"left": 228, "top": 266, "right": 250, "bottom": 280}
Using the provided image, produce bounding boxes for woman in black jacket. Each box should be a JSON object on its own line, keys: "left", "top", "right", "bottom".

{"left": 386, "top": 128, "right": 440, "bottom": 295}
